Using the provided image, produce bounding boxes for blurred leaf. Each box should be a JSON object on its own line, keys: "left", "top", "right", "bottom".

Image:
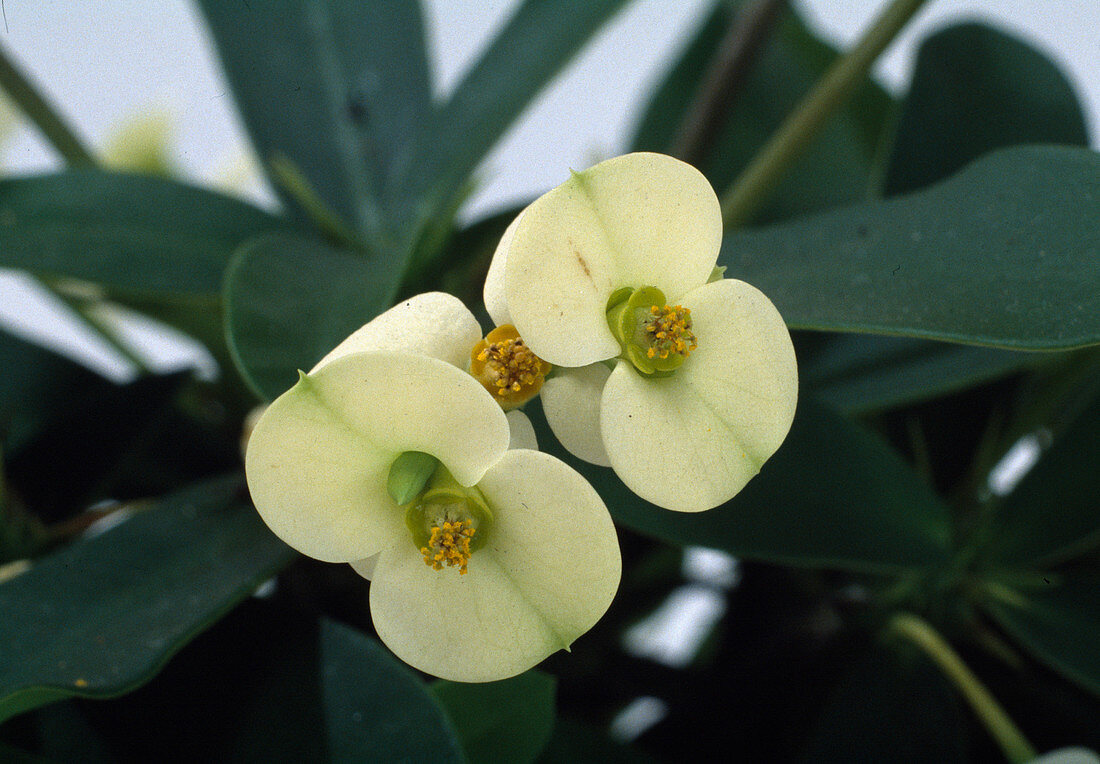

{"left": 633, "top": 3, "right": 893, "bottom": 224}
{"left": 884, "top": 23, "right": 1089, "bottom": 197}
{"left": 801, "top": 645, "right": 967, "bottom": 763}
{"left": 982, "top": 567, "right": 1100, "bottom": 698}
{"left": 224, "top": 232, "right": 385, "bottom": 400}
{"left": 989, "top": 394, "right": 1100, "bottom": 567}
{"left": 405, "top": 205, "right": 522, "bottom": 302}
{"left": 197, "top": 0, "right": 433, "bottom": 240}
{"left": 6, "top": 371, "right": 189, "bottom": 521}
{"left": 2, "top": 603, "right": 463, "bottom": 763}
{"left": 0, "top": 475, "right": 294, "bottom": 723}
{"left": 0, "top": 169, "right": 289, "bottom": 296}
{"left": 721, "top": 146, "right": 1100, "bottom": 349}
{"left": 801, "top": 333, "right": 1042, "bottom": 414}
{"left": 432, "top": 670, "right": 556, "bottom": 764}
{"left": 403, "top": 0, "right": 629, "bottom": 229}
{"left": 531, "top": 397, "right": 951, "bottom": 575}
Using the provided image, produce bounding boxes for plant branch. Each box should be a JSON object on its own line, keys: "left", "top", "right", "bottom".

{"left": 888, "top": 612, "right": 1037, "bottom": 764}
{"left": 670, "top": 0, "right": 786, "bottom": 166}
{"left": 0, "top": 42, "right": 95, "bottom": 166}
{"left": 719, "top": 0, "right": 929, "bottom": 228}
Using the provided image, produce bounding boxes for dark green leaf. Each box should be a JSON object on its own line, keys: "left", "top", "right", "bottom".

{"left": 322, "top": 619, "right": 464, "bottom": 763}
{"left": 3, "top": 603, "right": 463, "bottom": 763}
{"left": 404, "top": 0, "right": 629, "bottom": 227}
{"left": 722, "top": 146, "right": 1100, "bottom": 349}
{"left": 197, "top": 0, "right": 433, "bottom": 239}
{"left": 884, "top": 23, "right": 1089, "bottom": 196}
{"left": 989, "top": 394, "right": 1100, "bottom": 566}
{"left": 633, "top": 4, "right": 893, "bottom": 224}
{"left": 982, "top": 567, "right": 1100, "bottom": 697}
{"left": 801, "top": 333, "right": 1042, "bottom": 414}
{"left": 0, "top": 169, "right": 289, "bottom": 296}
{"left": 432, "top": 670, "right": 556, "bottom": 764}
{"left": 224, "top": 232, "right": 386, "bottom": 400}
{"left": 0, "top": 475, "right": 294, "bottom": 723}
{"left": 801, "top": 645, "right": 967, "bottom": 763}
{"left": 530, "top": 397, "right": 951, "bottom": 574}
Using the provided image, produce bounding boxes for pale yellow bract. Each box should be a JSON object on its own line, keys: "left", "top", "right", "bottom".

{"left": 245, "top": 293, "right": 621, "bottom": 682}
{"left": 485, "top": 152, "right": 799, "bottom": 512}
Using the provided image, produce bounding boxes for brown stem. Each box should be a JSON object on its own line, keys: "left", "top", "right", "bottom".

{"left": 670, "top": 0, "right": 786, "bottom": 166}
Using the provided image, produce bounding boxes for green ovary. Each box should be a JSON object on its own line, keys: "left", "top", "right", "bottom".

{"left": 606, "top": 285, "right": 697, "bottom": 376}
{"left": 401, "top": 461, "right": 493, "bottom": 575}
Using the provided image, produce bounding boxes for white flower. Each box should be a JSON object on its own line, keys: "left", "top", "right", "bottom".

{"left": 245, "top": 293, "right": 621, "bottom": 681}
{"left": 485, "top": 152, "right": 798, "bottom": 512}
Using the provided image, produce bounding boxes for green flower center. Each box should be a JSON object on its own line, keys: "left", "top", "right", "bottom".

{"left": 391, "top": 456, "right": 493, "bottom": 575}
{"left": 606, "top": 286, "right": 697, "bottom": 376}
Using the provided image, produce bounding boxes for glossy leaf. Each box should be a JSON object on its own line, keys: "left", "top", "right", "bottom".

{"left": 989, "top": 394, "right": 1100, "bottom": 566}
{"left": 0, "top": 169, "right": 289, "bottom": 296}
{"left": 431, "top": 670, "right": 556, "bottom": 764}
{"left": 801, "top": 333, "right": 1042, "bottom": 414}
{"left": 983, "top": 568, "right": 1100, "bottom": 698}
{"left": 530, "top": 396, "right": 951, "bottom": 575}
{"left": 403, "top": 0, "right": 629, "bottom": 227}
{"left": 721, "top": 146, "right": 1100, "bottom": 349}
{"left": 224, "top": 232, "right": 386, "bottom": 400}
{"left": 884, "top": 23, "right": 1089, "bottom": 196}
{"left": 2, "top": 604, "right": 463, "bottom": 763}
{"left": 321, "top": 619, "right": 463, "bottom": 763}
{"left": 0, "top": 475, "right": 294, "bottom": 723}
{"left": 197, "top": 0, "right": 432, "bottom": 238}
{"left": 632, "top": 3, "right": 893, "bottom": 224}
{"left": 800, "top": 21, "right": 1092, "bottom": 415}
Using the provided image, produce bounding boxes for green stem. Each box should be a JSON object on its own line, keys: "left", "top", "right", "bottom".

{"left": 269, "top": 153, "right": 364, "bottom": 252}
{"left": 719, "top": 0, "right": 929, "bottom": 228}
{"left": 57, "top": 290, "right": 153, "bottom": 374}
{"left": 888, "top": 613, "right": 1037, "bottom": 763}
{"left": 0, "top": 43, "right": 95, "bottom": 166}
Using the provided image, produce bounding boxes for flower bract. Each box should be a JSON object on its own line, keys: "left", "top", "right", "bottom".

{"left": 245, "top": 293, "right": 621, "bottom": 681}
{"left": 485, "top": 152, "right": 798, "bottom": 512}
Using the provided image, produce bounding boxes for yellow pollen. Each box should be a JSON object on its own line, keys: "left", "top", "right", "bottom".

{"left": 419, "top": 519, "right": 476, "bottom": 574}
{"left": 470, "top": 325, "right": 552, "bottom": 409}
{"left": 644, "top": 304, "right": 697, "bottom": 360}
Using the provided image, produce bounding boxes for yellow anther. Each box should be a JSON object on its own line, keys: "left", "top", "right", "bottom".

{"left": 470, "top": 324, "right": 552, "bottom": 410}
{"left": 420, "top": 519, "right": 477, "bottom": 574}
{"left": 643, "top": 304, "right": 697, "bottom": 362}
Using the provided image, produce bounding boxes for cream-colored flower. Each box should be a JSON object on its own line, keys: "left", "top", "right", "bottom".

{"left": 485, "top": 152, "right": 798, "bottom": 512}
{"left": 245, "top": 293, "right": 620, "bottom": 681}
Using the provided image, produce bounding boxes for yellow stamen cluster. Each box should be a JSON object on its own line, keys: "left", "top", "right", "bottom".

{"left": 419, "top": 519, "right": 476, "bottom": 574}
{"left": 644, "top": 304, "right": 697, "bottom": 360}
{"left": 479, "top": 338, "right": 540, "bottom": 395}
{"left": 470, "top": 324, "right": 552, "bottom": 409}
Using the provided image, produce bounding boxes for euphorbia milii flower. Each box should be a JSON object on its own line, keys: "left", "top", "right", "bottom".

{"left": 484, "top": 152, "right": 798, "bottom": 512}
{"left": 245, "top": 293, "right": 620, "bottom": 681}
